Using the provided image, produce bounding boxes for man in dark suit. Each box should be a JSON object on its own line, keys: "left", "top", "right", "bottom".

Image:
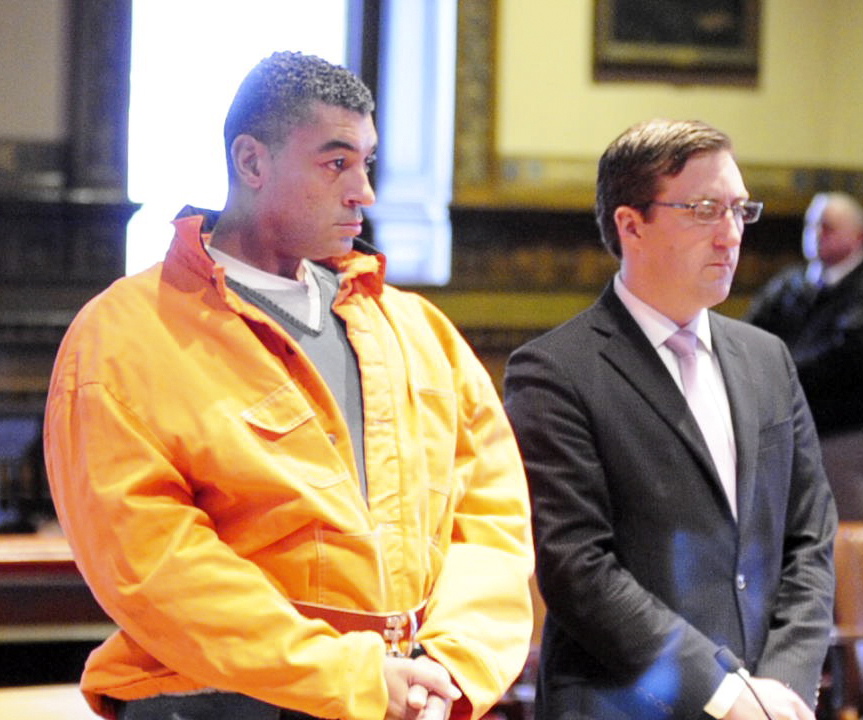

{"left": 747, "top": 191, "right": 863, "bottom": 438}
{"left": 746, "top": 192, "right": 863, "bottom": 520}
{"left": 504, "top": 119, "right": 836, "bottom": 720}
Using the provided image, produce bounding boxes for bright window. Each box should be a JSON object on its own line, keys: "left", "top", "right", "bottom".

{"left": 126, "top": 1, "right": 348, "bottom": 275}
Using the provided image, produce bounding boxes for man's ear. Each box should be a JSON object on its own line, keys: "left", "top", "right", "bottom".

{"left": 230, "top": 134, "right": 267, "bottom": 190}
{"left": 614, "top": 205, "right": 643, "bottom": 247}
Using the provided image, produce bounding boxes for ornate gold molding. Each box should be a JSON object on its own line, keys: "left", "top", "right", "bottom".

{"left": 454, "top": 0, "right": 497, "bottom": 194}
{"left": 469, "top": 154, "right": 863, "bottom": 216}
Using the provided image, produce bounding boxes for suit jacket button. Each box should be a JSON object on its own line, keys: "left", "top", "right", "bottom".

{"left": 736, "top": 573, "right": 747, "bottom": 590}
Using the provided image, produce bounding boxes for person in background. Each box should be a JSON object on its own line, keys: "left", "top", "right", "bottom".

{"left": 43, "top": 51, "right": 534, "bottom": 720}
{"left": 504, "top": 118, "right": 836, "bottom": 720}
{"left": 747, "top": 191, "right": 863, "bottom": 519}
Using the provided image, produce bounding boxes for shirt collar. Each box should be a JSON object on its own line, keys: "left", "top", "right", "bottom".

{"left": 613, "top": 273, "right": 713, "bottom": 353}
{"left": 206, "top": 245, "right": 312, "bottom": 292}
{"left": 820, "top": 247, "right": 863, "bottom": 286}
{"left": 168, "top": 210, "right": 387, "bottom": 298}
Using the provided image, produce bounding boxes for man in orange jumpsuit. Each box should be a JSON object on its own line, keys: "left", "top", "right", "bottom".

{"left": 44, "top": 51, "right": 534, "bottom": 720}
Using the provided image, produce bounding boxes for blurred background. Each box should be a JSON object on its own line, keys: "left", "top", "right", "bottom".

{"left": 1, "top": 1, "right": 862, "bottom": 717}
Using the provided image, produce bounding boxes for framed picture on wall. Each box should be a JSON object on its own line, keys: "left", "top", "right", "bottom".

{"left": 593, "top": 0, "right": 760, "bottom": 84}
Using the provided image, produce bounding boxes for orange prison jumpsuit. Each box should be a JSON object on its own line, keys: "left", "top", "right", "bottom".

{"left": 44, "top": 214, "right": 534, "bottom": 720}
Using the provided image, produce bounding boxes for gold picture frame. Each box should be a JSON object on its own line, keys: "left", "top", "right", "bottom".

{"left": 593, "top": 0, "right": 760, "bottom": 85}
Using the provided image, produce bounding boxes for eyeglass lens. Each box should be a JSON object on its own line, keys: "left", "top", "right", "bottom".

{"left": 694, "top": 201, "right": 761, "bottom": 224}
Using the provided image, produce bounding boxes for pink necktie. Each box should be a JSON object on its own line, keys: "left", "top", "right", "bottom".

{"left": 665, "top": 329, "right": 737, "bottom": 517}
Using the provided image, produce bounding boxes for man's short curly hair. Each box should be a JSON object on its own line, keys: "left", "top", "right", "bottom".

{"left": 223, "top": 51, "right": 375, "bottom": 179}
{"left": 595, "top": 119, "right": 733, "bottom": 259}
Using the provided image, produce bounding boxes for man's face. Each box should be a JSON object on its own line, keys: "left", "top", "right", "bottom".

{"left": 810, "top": 201, "right": 863, "bottom": 268}
{"left": 623, "top": 150, "right": 748, "bottom": 325}
{"left": 254, "top": 101, "right": 377, "bottom": 271}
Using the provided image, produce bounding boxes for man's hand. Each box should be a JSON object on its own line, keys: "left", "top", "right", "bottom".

{"left": 723, "top": 676, "right": 815, "bottom": 720}
{"left": 383, "top": 655, "right": 462, "bottom": 720}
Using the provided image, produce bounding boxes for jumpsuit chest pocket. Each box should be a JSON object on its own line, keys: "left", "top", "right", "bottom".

{"left": 240, "top": 382, "right": 349, "bottom": 490}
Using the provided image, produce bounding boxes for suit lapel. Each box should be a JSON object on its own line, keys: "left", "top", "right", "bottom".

{"left": 710, "top": 315, "right": 759, "bottom": 526}
{"left": 592, "top": 289, "right": 734, "bottom": 517}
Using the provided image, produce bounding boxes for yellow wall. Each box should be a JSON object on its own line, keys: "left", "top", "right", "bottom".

{"left": 496, "top": 0, "right": 863, "bottom": 168}
{"left": 0, "top": 0, "right": 68, "bottom": 141}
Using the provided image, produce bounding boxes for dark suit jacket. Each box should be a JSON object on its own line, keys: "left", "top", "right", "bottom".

{"left": 746, "top": 259, "right": 863, "bottom": 436}
{"left": 504, "top": 284, "right": 837, "bottom": 720}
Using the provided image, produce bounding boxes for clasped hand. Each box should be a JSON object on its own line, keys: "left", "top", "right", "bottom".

{"left": 384, "top": 655, "right": 462, "bottom": 720}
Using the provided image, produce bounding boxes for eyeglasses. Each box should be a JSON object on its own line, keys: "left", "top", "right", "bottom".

{"left": 647, "top": 199, "right": 764, "bottom": 225}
